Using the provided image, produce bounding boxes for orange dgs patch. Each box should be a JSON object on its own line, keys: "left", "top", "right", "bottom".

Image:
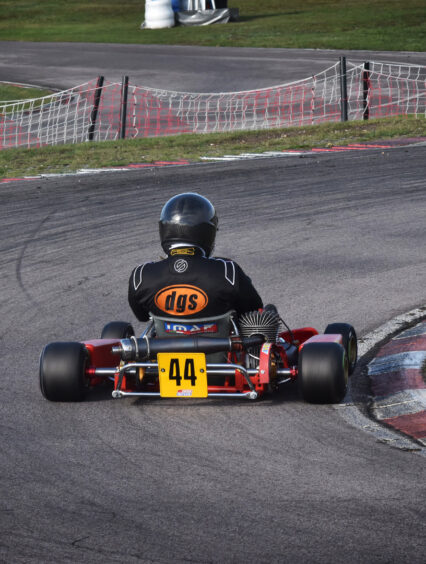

{"left": 154, "top": 285, "right": 208, "bottom": 316}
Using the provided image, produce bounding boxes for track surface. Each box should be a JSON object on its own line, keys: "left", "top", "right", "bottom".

{"left": 1, "top": 42, "right": 425, "bottom": 91}
{"left": 1, "top": 146, "right": 425, "bottom": 562}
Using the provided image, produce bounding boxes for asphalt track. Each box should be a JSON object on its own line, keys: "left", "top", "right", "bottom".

{"left": 1, "top": 144, "right": 426, "bottom": 563}
{"left": 1, "top": 42, "right": 426, "bottom": 91}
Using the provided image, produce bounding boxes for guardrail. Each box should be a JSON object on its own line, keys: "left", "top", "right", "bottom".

{"left": 1, "top": 58, "right": 424, "bottom": 150}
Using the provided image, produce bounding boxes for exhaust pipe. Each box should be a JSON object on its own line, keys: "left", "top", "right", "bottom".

{"left": 112, "top": 334, "right": 265, "bottom": 361}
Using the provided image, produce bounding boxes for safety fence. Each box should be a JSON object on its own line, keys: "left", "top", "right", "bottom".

{"left": 1, "top": 59, "right": 425, "bottom": 150}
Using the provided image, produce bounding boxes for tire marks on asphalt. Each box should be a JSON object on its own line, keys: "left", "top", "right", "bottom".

{"left": 15, "top": 213, "right": 53, "bottom": 306}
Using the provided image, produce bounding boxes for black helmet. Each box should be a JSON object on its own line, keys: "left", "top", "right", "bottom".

{"left": 159, "top": 193, "right": 218, "bottom": 256}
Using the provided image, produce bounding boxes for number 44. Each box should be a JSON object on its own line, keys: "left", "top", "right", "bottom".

{"left": 169, "top": 358, "right": 197, "bottom": 387}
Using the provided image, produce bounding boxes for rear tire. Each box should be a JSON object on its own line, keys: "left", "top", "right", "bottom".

{"left": 299, "top": 342, "right": 348, "bottom": 404}
{"left": 101, "top": 321, "right": 135, "bottom": 339}
{"left": 324, "top": 322, "right": 357, "bottom": 374}
{"left": 40, "top": 342, "right": 88, "bottom": 402}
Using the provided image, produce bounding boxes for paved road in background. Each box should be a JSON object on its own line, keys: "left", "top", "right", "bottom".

{"left": 1, "top": 146, "right": 425, "bottom": 562}
{"left": 1, "top": 42, "right": 425, "bottom": 91}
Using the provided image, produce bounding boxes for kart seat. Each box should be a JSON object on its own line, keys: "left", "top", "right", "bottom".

{"left": 150, "top": 310, "right": 237, "bottom": 364}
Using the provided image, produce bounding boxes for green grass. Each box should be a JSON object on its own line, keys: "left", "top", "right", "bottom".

{"left": 0, "top": 2, "right": 424, "bottom": 179}
{"left": 0, "top": 1, "right": 425, "bottom": 51}
{"left": 0, "top": 84, "right": 55, "bottom": 102}
{"left": 0, "top": 83, "right": 56, "bottom": 114}
{"left": 0, "top": 116, "right": 424, "bottom": 179}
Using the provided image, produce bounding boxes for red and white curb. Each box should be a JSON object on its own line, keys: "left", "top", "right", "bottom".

{"left": 2, "top": 139, "right": 424, "bottom": 185}
{"left": 368, "top": 321, "right": 426, "bottom": 445}
{"left": 201, "top": 138, "right": 426, "bottom": 161}
{"left": 335, "top": 305, "right": 426, "bottom": 453}
{"left": 0, "top": 160, "right": 190, "bottom": 185}
{"left": 201, "top": 145, "right": 393, "bottom": 161}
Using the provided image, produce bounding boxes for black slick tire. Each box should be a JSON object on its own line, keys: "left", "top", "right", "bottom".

{"left": 299, "top": 342, "right": 348, "bottom": 404}
{"left": 324, "top": 322, "right": 357, "bottom": 374}
{"left": 39, "top": 342, "right": 88, "bottom": 402}
{"left": 101, "top": 321, "right": 135, "bottom": 339}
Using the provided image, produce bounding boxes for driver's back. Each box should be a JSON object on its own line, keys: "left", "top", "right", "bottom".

{"left": 128, "top": 246, "right": 263, "bottom": 323}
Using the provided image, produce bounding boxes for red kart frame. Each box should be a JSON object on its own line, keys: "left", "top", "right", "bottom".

{"left": 40, "top": 320, "right": 357, "bottom": 404}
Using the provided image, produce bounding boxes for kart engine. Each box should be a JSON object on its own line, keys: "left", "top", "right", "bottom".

{"left": 239, "top": 309, "right": 280, "bottom": 342}
{"left": 239, "top": 309, "right": 281, "bottom": 368}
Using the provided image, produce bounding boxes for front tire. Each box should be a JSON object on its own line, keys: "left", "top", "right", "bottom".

{"left": 40, "top": 342, "right": 88, "bottom": 402}
{"left": 299, "top": 342, "right": 348, "bottom": 404}
{"left": 324, "top": 322, "right": 357, "bottom": 374}
{"left": 101, "top": 321, "right": 135, "bottom": 339}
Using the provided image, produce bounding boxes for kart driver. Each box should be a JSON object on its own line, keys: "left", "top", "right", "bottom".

{"left": 128, "top": 192, "right": 263, "bottom": 323}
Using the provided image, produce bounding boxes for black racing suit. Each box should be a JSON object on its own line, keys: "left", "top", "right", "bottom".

{"left": 128, "top": 246, "right": 263, "bottom": 322}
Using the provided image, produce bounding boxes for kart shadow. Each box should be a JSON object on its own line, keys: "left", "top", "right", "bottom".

{"left": 127, "top": 381, "right": 302, "bottom": 408}
{"left": 270, "top": 380, "right": 302, "bottom": 404}
{"left": 84, "top": 383, "right": 115, "bottom": 402}
{"left": 83, "top": 380, "right": 302, "bottom": 406}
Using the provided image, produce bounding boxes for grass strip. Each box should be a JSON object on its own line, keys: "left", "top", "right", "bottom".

{"left": 0, "top": 84, "right": 57, "bottom": 114}
{"left": 0, "top": 84, "right": 55, "bottom": 102}
{"left": 0, "top": 0, "right": 425, "bottom": 51}
{"left": 1, "top": 116, "right": 424, "bottom": 179}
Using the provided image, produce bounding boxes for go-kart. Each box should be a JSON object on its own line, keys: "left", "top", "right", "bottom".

{"left": 39, "top": 309, "right": 357, "bottom": 404}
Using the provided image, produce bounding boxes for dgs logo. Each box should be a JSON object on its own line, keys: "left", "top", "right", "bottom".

{"left": 154, "top": 285, "right": 208, "bottom": 316}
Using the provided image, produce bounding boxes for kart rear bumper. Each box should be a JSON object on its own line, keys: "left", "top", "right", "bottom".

{"left": 99, "top": 361, "right": 293, "bottom": 400}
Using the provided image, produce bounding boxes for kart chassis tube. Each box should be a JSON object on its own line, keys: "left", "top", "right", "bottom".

{"left": 112, "top": 335, "right": 266, "bottom": 361}
{"left": 107, "top": 362, "right": 293, "bottom": 400}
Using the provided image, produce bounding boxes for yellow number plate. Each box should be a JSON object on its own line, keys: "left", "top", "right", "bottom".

{"left": 158, "top": 353, "right": 208, "bottom": 398}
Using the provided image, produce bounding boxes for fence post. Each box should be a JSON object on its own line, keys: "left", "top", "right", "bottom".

{"left": 88, "top": 76, "right": 104, "bottom": 141}
{"left": 339, "top": 56, "right": 348, "bottom": 122}
{"left": 362, "top": 62, "right": 370, "bottom": 121}
{"left": 119, "top": 76, "right": 129, "bottom": 140}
